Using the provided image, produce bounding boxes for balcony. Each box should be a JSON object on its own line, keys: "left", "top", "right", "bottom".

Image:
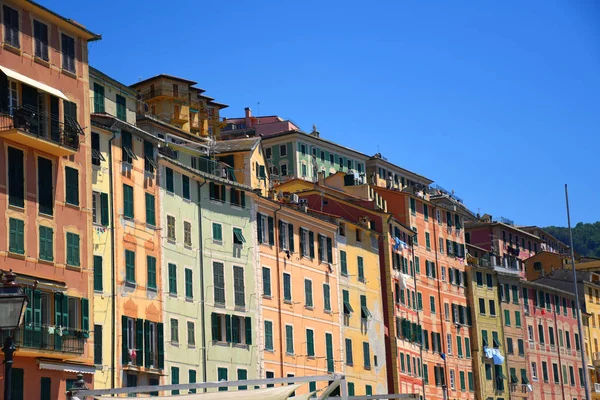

{"left": 140, "top": 87, "right": 188, "bottom": 102}
{"left": 595, "top": 383, "right": 600, "bottom": 393}
{"left": 0, "top": 106, "right": 81, "bottom": 156}
{"left": 171, "top": 112, "right": 189, "bottom": 124}
{"left": 158, "top": 149, "right": 237, "bottom": 183}
{"left": 0, "top": 324, "right": 86, "bottom": 355}
{"left": 593, "top": 352, "right": 600, "bottom": 367}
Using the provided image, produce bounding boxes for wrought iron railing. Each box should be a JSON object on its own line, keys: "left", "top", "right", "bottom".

{"left": 0, "top": 324, "right": 87, "bottom": 353}
{"left": 0, "top": 105, "right": 81, "bottom": 150}
{"left": 140, "top": 88, "right": 188, "bottom": 102}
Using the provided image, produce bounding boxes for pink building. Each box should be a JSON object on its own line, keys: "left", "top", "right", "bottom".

{"left": 221, "top": 107, "right": 299, "bottom": 139}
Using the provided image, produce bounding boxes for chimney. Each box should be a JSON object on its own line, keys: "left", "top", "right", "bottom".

{"left": 245, "top": 107, "right": 252, "bottom": 118}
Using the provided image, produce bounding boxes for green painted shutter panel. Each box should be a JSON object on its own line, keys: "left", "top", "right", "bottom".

{"left": 305, "top": 279, "right": 313, "bottom": 307}
{"left": 324, "top": 284, "right": 331, "bottom": 311}
{"left": 94, "top": 255, "right": 103, "bottom": 291}
{"left": 182, "top": 175, "right": 190, "bottom": 199}
{"left": 225, "top": 315, "right": 232, "bottom": 343}
{"left": 38, "top": 157, "right": 53, "bottom": 215}
{"left": 257, "top": 213, "right": 263, "bottom": 243}
{"left": 278, "top": 220, "right": 284, "bottom": 250}
{"left": 147, "top": 256, "right": 157, "bottom": 290}
{"left": 265, "top": 321, "right": 273, "bottom": 350}
{"left": 144, "top": 320, "right": 151, "bottom": 368}
{"left": 286, "top": 325, "right": 293, "bottom": 353}
{"left": 211, "top": 313, "right": 218, "bottom": 341}
{"left": 24, "top": 287, "right": 32, "bottom": 325}
{"left": 145, "top": 193, "right": 155, "bottom": 226}
{"left": 126, "top": 250, "right": 135, "bottom": 283}
{"left": 288, "top": 223, "right": 294, "bottom": 252}
{"left": 82, "top": 298, "right": 89, "bottom": 336}
{"left": 157, "top": 322, "right": 164, "bottom": 369}
{"left": 40, "top": 377, "right": 51, "bottom": 400}
{"left": 11, "top": 368, "right": 24, "bottom": 400}
{"left": 100, "top": 193, "right": 109, "bottom": 226}
{"left": 363, "top": 342, "right": 370, "bottom": 368}
{"left": 166, "top": 168, "right": 174, "bottom": 192}
{"left": 8, "top": 147, "right": 24, "bottom": 207}
{"left": 123, "top": 184, "right": 134, "bottom": 218}
{"left": 232, "top": 316, "right": 240, "bottom": 344}
{"left": 263, "top": 267, "right": 271, "bottom": 296}
{"left": 326, "top": 333, "right": 334, "bottom": 372}
{"left": 340, "top": 251, "right": 347, "bottom": 274}
{"left": 168, "top": 263, "right": 177, "bottom": 294}
{"left": 268, "top": 216, "right": 275, "bottom": 245}
{"left": 121, "top": 315, "right": 128, "bottom": 364}
{"left": 245, "top": 316, "right": 252, "bottom": 345}
{"left": 62, "top": 294, "right": 69, "bottom": 333}
{"left": 327, "top": 237, "right": 333, "bottom": 263}
{"left": 309, "top": 231, "right": 315, "bottom": 258}
{"left": 283, "top": 274, "right": 291, "bottom": 301}
{"left": 33, "top": 290, "right": 42, "bottom": 332}
{"left": 65, "top": 167, "right": 79, "bottom": 205}
{"left": 307, "top": 330, "right": 315, "bottom": 356}
{"left": 135, "top": 318, "right": 144, "bottom": 366}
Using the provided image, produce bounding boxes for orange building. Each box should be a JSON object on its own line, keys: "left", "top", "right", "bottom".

{"left": 257, "top": 196, "right": 342, "bottom": 397}
{"left": 0, "top": 0, "right": 100, "bottom": 397}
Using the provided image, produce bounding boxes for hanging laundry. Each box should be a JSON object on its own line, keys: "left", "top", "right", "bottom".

{"left": 492, "top": 350, "right": 505, "bottom": 365}
{"left": 47, "top": 326, "right": 55, "bottom": 334}
{"left": 484, "top": 346, "right": 494, "bottom": 359}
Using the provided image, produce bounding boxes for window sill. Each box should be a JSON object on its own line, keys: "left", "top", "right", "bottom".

{"left": 66, "top": 264, "right": 81, "bottom": 272}
{"left": 171, "top": 341, "right": 179, "bottom": 347}
{"left": 3, "top": 42, "right": 21, "bottom": 55}
{"left": 147, "top": 286, "right": 157, "bottom": 292}
{"left": 34, "top": 56, "right": 50, "bottom": 68}
{"left": 169, "top": 293, "right": 177, "bottom": 298}
{"left": 305, "top": 306, "right": 314, "bottom": 311}
{"left": 184, "top": 244, "right": 193, "bottom": 249}
{"left": 283, "top": 300, "right": 293, "bottom": 305}
{"left": 167, "top": 238, "right": 176, "bottom": 244}
{"left": 146, "top": 223, "right": 157, "bottom": 230}
{"left": 263, "top": 295, "right": 272, "bottom": 300}
{"left": 61, "top": 68, "right": 77, "bottom": 79}
{"left": 213, "top": 240, "right": 223, "bottom": 245}
{"left": 65, "top": 202, "right": 81, "bottom": 210}
{"left": 364, "top": 366, "right": 371, "bottom": 371}
{"left": 8, "top": 252, "right": 26, "bottom": 260}
{"left": 8, "top": 203, "right": 25, "bottom": 213}
{"left": 125, "top": 280, "right": 136, "bottom": 288}
{"left": 185, "top": 297, "right": 194, "bottom": 303}
{"left": 214, "top": 302, "right": 226, "bottom": 308}
{"left": 38, "top": 258, "right": 55, "bottom": 265}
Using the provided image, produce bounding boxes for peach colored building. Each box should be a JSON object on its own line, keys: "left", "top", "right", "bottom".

{"left": 257, "top": 196, "right": 342, "bottom": 398}
{"left": 0, "top": 0, "right": 100, "bottom": 397}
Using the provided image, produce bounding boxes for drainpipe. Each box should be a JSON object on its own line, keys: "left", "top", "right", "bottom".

{"left": 196, "top": 180, "right": 208, "bottom": 390}
{"left": 431, "top": 213, "right": 449, "bottom": 399}
{"left": 273, "top": 202, "right": 284, "bottom": 377}
{"left": 108, "top": 129, "right": 117, "bottom": 389}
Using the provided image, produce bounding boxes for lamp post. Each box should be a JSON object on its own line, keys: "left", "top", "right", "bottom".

{"left": 67, "top": 373, "right": 89, "bottom": 400}
{"left": 0, "top": 270, "right": 28, "bottom": 400}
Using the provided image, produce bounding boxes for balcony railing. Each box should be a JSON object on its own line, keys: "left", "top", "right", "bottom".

{"left": 159, "top": 149, "right": 237, "bottom": 183}
{"left": 0, "top": 106, "right": 81, "bottom": 151}
{"left": 0, "top": 324, "right": 86, "bottom": 354}
{"left": 140, "top": 88, "right": 188, "bottom": 102}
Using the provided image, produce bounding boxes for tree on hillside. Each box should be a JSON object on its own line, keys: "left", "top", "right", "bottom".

{"left": 544, "top": 222, "right": 600, "bottom": 258}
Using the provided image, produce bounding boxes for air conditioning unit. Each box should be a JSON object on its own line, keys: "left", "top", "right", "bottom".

{"left": 290, "top": 194, "right": 299, "bottom": 204}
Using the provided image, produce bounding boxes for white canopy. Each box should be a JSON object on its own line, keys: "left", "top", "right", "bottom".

{"left": 0, "top": 65, "right": 68, "bottom": 100}
{"left": 92, "top": 384, "right": 305, "bottom": 400}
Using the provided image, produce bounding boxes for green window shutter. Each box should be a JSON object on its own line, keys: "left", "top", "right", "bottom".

{"left": 309, "top": 231, "right": 315, "bottom": 258}
{"left": 245, "top": 316, "right": 252, "bottom": 345}
{"left": 189, "top": 369, "right": 198, "bottom": 392}
{"left": 358, "top": 256, "right": 364, "bottom": 281}
{"left": 157, "top": 322, "right": 164, "bottom": 369}
{"left": 286, "top": 325, "right": 294, "bottom": 354}
{"left": 125, "top": 250, "right": 135, "bottom": 283}
{"left": 147, "top": 256, "right": 157, "bottom": 290}
{"left": 288, "top": 223, "right": 294, "bottom": 252}
{"left": 278, "top": 220, "right": 284, "bottom": 250}
{"left": 213, "top": 223, "right": 223, "bottom": 241}
{"left": 185, "top": 269, "right": 193, "bottom": 299}
{"left": 123, "top": 184, "right": 134, "bottom": 218}
{"left": 460, "top": 371, "right": 465, "bottom": 391}
{"left": 171, "top": 366, "right": 180, "bottom": 394}
{"left": 145, "top": 193, "right": 155, "bottom": 226}
{"left": 262, "top": 267, "right": 271, "bottom": 296}
{"left": 345, "top": 338, "right": 353, "bottom": 364}
{"left": 11, "top": 368, "right": 24, "bottom": 400}
{"left": 237, "top": 369, "right": 247, "bottom": 390}
{"left": 225, "top": 315, "right": 232, "bottom": 343}
{"left": 94, "top": 83, "right": 105, "bottom": 113}
{"left": 136, "top": 319, "right": 144, "bottom": 365}
{"left": 66, "top": 232, "right": 80, "bottom": 266}
{"left": 23, "top": 288, "right": 32, "bottom": 326}
{"left": 304, "top": 279, "right": 313, "bottom": 308}
{"left": 121, "top": 315, "right": 128, "bottom": 364}
{"left": 93, "top": 255, "right": 103, "bottom": 291}
{"left": 211, "top": 313, "right": 218, "bottom": 341}
{"left": 82, "top": 298, "right": 89, "bottom": 335}
{"left": 457, "top": 336, "right": 463, "bottom": 357}
{"left": 307, "top": 329, "right": 315, "bottom": 357}
{"left": 326, "top": 333, "right": 334, "bottom": 372}
{"left": 8, "top": 147, "right": 24, "bottom": 208}
{"left": 217, "top": 368, "right": 228, "bottom": 391}
{"left": 9, "top": 218, "right": 24, "bottom": 254}
{"left": 465, "top": 337, "right": 471, "bottom": 358}
{"left": 505, "top": 309, "right": 511, "bottom": 326}
{"left": 182, "top": 175, "right": 190, "bottom": 199}
{"left": 327, "top": 237, "right": 333, "bottom": 263}
{"left": 268, "top": 216, "right": 275, "bottom": 245}
{"left": 417, "top": 293, "right": 423, "bottom": 310}
{"left": 143, "top": 320, "right": 150, "bottom": 368}
{"left": 468, "top": 371, "right": 474, "bottom": 390}
{"left": 423, "top": 364, "right": 429, "bottom": 384}
{"left": 33, "top": 290, "right": 42, "bottom": 331}
{"left": 169, "top": 263, "right": 177, "bottom": 294}
{"left": 65, "top": 166, "right": 79, "bottom": 206}
{"left": 347, "top": 382, "right": 354, "bottom": 396}
{"left": 40, "top": 377, "right": 51, "bottom": 400}
{"left": 324, "top": 284, "right": 331, "bottom": 311}
{"left": 340, "top": 251, "right": 347, "bottom": 275}
{"left": 116, "top": 94, "right": 126, "bottom": 120}
{"left": 38, "top": 157, "right": 53, "bottom": 215}
{"left": 166, "top": 168, "right": 174, "bottom": 192}
{"left": 283, "top": 274, "right": 291, "bottom": 301}
{"left": 232, "top": 316, "right": 240, "bottom": 344}
{"left": 100, "top": 193, "right": 109, "bottom": 226}
{"left": 39, "top": 226, "right": 53, "bottom": 261}
{"left": 256, "top": 213, "right": 263, "bottom": 243}
{"left": 265, "top": 320, "right": 273, "bottom": 350}
{"left": 363, "top": 342, "right": 371, "bottom": 368}
{"left": 515, "top": 311, "right": 521, "bottom": 327}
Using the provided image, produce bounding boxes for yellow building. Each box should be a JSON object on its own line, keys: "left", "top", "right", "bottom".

{"left": 130, "top": 75, "right": 227, "bottom": 138}
{"left": 337, "top": 217, "right": 388, "bottom": 395}
{"left": 212, "top": 137, "right": 270, "bottom": 193}
{"left": 584, "top": 273, "right": 600, "bottom": 398}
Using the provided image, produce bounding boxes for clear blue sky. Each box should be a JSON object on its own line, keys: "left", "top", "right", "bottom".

{"left": 49, "top": 0, "right": 599, "bottom": 227}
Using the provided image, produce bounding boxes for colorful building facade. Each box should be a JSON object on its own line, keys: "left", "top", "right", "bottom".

{"left": 0, "top": 1, "right": 100, "bottom": 397}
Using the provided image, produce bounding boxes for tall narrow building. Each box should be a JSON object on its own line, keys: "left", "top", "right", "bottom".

{"left": 0, "top": 1, "right": 100, "bottom": 397}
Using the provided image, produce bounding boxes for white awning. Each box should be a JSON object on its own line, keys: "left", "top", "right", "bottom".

{"left": 0, "top": 65, "right": 68, "bottom": 100}
{"left": 38, "top": 361, "right": 95, "bottom": 375}
{"left": 93, "top": 384, "right": 303, "bottom": 400}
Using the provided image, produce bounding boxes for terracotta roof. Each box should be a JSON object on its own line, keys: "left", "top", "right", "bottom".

{"left": 213, "top": 137, "right": 260, "bottom": 153}
{"left": 130, "top": 74, "right": 198, "bottom": 88}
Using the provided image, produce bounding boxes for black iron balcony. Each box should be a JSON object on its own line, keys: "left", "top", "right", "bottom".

{"left": 0, "top": 323, "right": 87, "bottom": 354}
{"left": 0, "top": 106, "right": 82, "bottom": 156}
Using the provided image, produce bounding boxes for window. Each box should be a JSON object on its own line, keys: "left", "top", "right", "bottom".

{"left": 39, "top": 226, "right": 53, "bottom": 262}
{"left": 300, "top": 228, "right": 313, "bottom": 258}
{"left": 66, "top": 232, "right": 80, "bottom": 267}
{"left": 233, "top": 266, "right": 245, "bottom": 307}
{"left": 569, "top": 366, "right": 575, "bottom": 386}
{"left": 185, "top": 269, "right": 193, "bottom": 299}
{"left": 301, "top": 163, "right": 307, "bottom": 176}
{"left": 360, "top": 295, "right": 370, "bottom": 319}
{"left": 38, "top": 157, "right": 54, "bottom": 216}
{"left": 264, "top": 321, "right": 274, "bottom": 351}
{"left": 182, "top": 175, "right": 190, "bottom": 200}
{"left": 486, "top": 273, "right": 493, "bottom": 288}
{"left": 410, "top": 198, "right": 416, "bottom": 215}
{"left": 123, "top": 184, "right": 134, "bottom": 218}
{"left": 304, "top": 279, "right": 313, "bottom": 308}
{"left": 4, "top": 5, "right": 20, "bottom": 48}
{"left": 549, "top": 327, "right": 555, "bottom": 346}
{"left": 145, "top": 193, "right": 156, "bottom": 226}
{"left": 363, "top": 342, "right": 371, "bottom": 369}
{"left": 125, "top": 250, "right": 135, "bottom": 283}
{"left": 515, "top": 311, "right": 521, "bottom": 327}
{"left": 518, "top": 339, "right": 525, "bottom": 356}
{"left": 144, "top": 140, "right": 156, "bottom": 173}
{"left": 217, "top": 368, "right": 228, "bottom": 391}
{"left": 425, "top": 232, "right": 431, "bottom": 250}
{"left": 213, "top": 262, "right": 225, "bottom": 304}
{"left": 531, "top": 362, "right": 538, "bottom": 380}
{"left": 237, "top": 369, "right": 247, "bottom": 391}
{"left": 430, "top": 296, "right": 436, "bottom": 313}
{"left": 170, "top": 318, "right": 179, "bottom": 343}
{"left": 61, "top": 33, "right": 75, "bottom": 73}
{"left": 439, "top": 237, "right": 444, "bottom": 253}
{"left": 230, "top": 187, "right": 246, "bottom": 207}
{"left": 265, "top": 147, "right": 272, "bottom": 159}
{"left": 167, "top": 215, "right": 176, "bottom": 241}
{"left": 476, "top": 272, "right": 483, "bottom": 286}
{"left": 449, "top": 369, "right": 455, "bottom": 389}
{"left": 121, "top": 131, "right": 134, "bottom": 164}
{"left": 465, "top": 337, "right": 471, "bottom": 358}
{"left": 318, "top": 234, "right": 333, "bottom": 263}
{"left": 166, "top": 168, "right": 174, "bottom": 192}
{"left": 489, "top": 300, "right": 496, "bottom": 316}
{"left": 280, "top": 144, "right": 287, "bottom": 156}
{"left": 340, "top": 251, "right": 348, "bottom": 275}
{"left": 257, "top": 214, "right": 273, "bottom": 245}
{"left": 147, "top": 256, "right": 157, "bottom": 290}
{"left": 357, "top": 256, "right": 365, "bottom": 282}
{"left": 262, "top": 267, "right": 271, "bottom": 297}
{"left": 479, "top": 298, "right": 486, "bottom": 315}
{"left": 324, "top": 284, "right": 332, "bottom": 312}
{"left": 307, "top": 329, "right": 315, "bottom": 357}
{"left": 8, "top": 147, "right": 24, "bottom": 208}
{"left": 184, "top": 222, "right": 192, "bottom": 247}
{"left": 93, "top": 255, "right": 103, "bottom": 291}
{"left": 283, "top": 273, "right": 292, "bottom": 302}
{"left": 285, "top": 325, "right": 294, "bottom": 354}
{"left": 65, "top": 167, "right": 79, "bottom": 206}
{"left": 212, "top": 223, "right": 223, "bottom": 242}
{"left": 187, "top": 321, "right": 195, "bottom": 346}
{"left": 506, "top": 337, "right": 513, "bottom": 354}
{"left": 116, "top": 94, "right": 126, "bottom": 121}
{"left": 542, "top": 361, "right": 549, "bottom": 382}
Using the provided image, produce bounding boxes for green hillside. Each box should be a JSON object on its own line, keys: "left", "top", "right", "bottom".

{"left": 544, "top": 222, "right": 600, "bottom": 258}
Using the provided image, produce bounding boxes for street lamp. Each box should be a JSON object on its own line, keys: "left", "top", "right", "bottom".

{"left": 67, "top": 373, "right": 89, "bottom": 400}
{"left": 0, "top": 270, "right": 28, "bottom": 400}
